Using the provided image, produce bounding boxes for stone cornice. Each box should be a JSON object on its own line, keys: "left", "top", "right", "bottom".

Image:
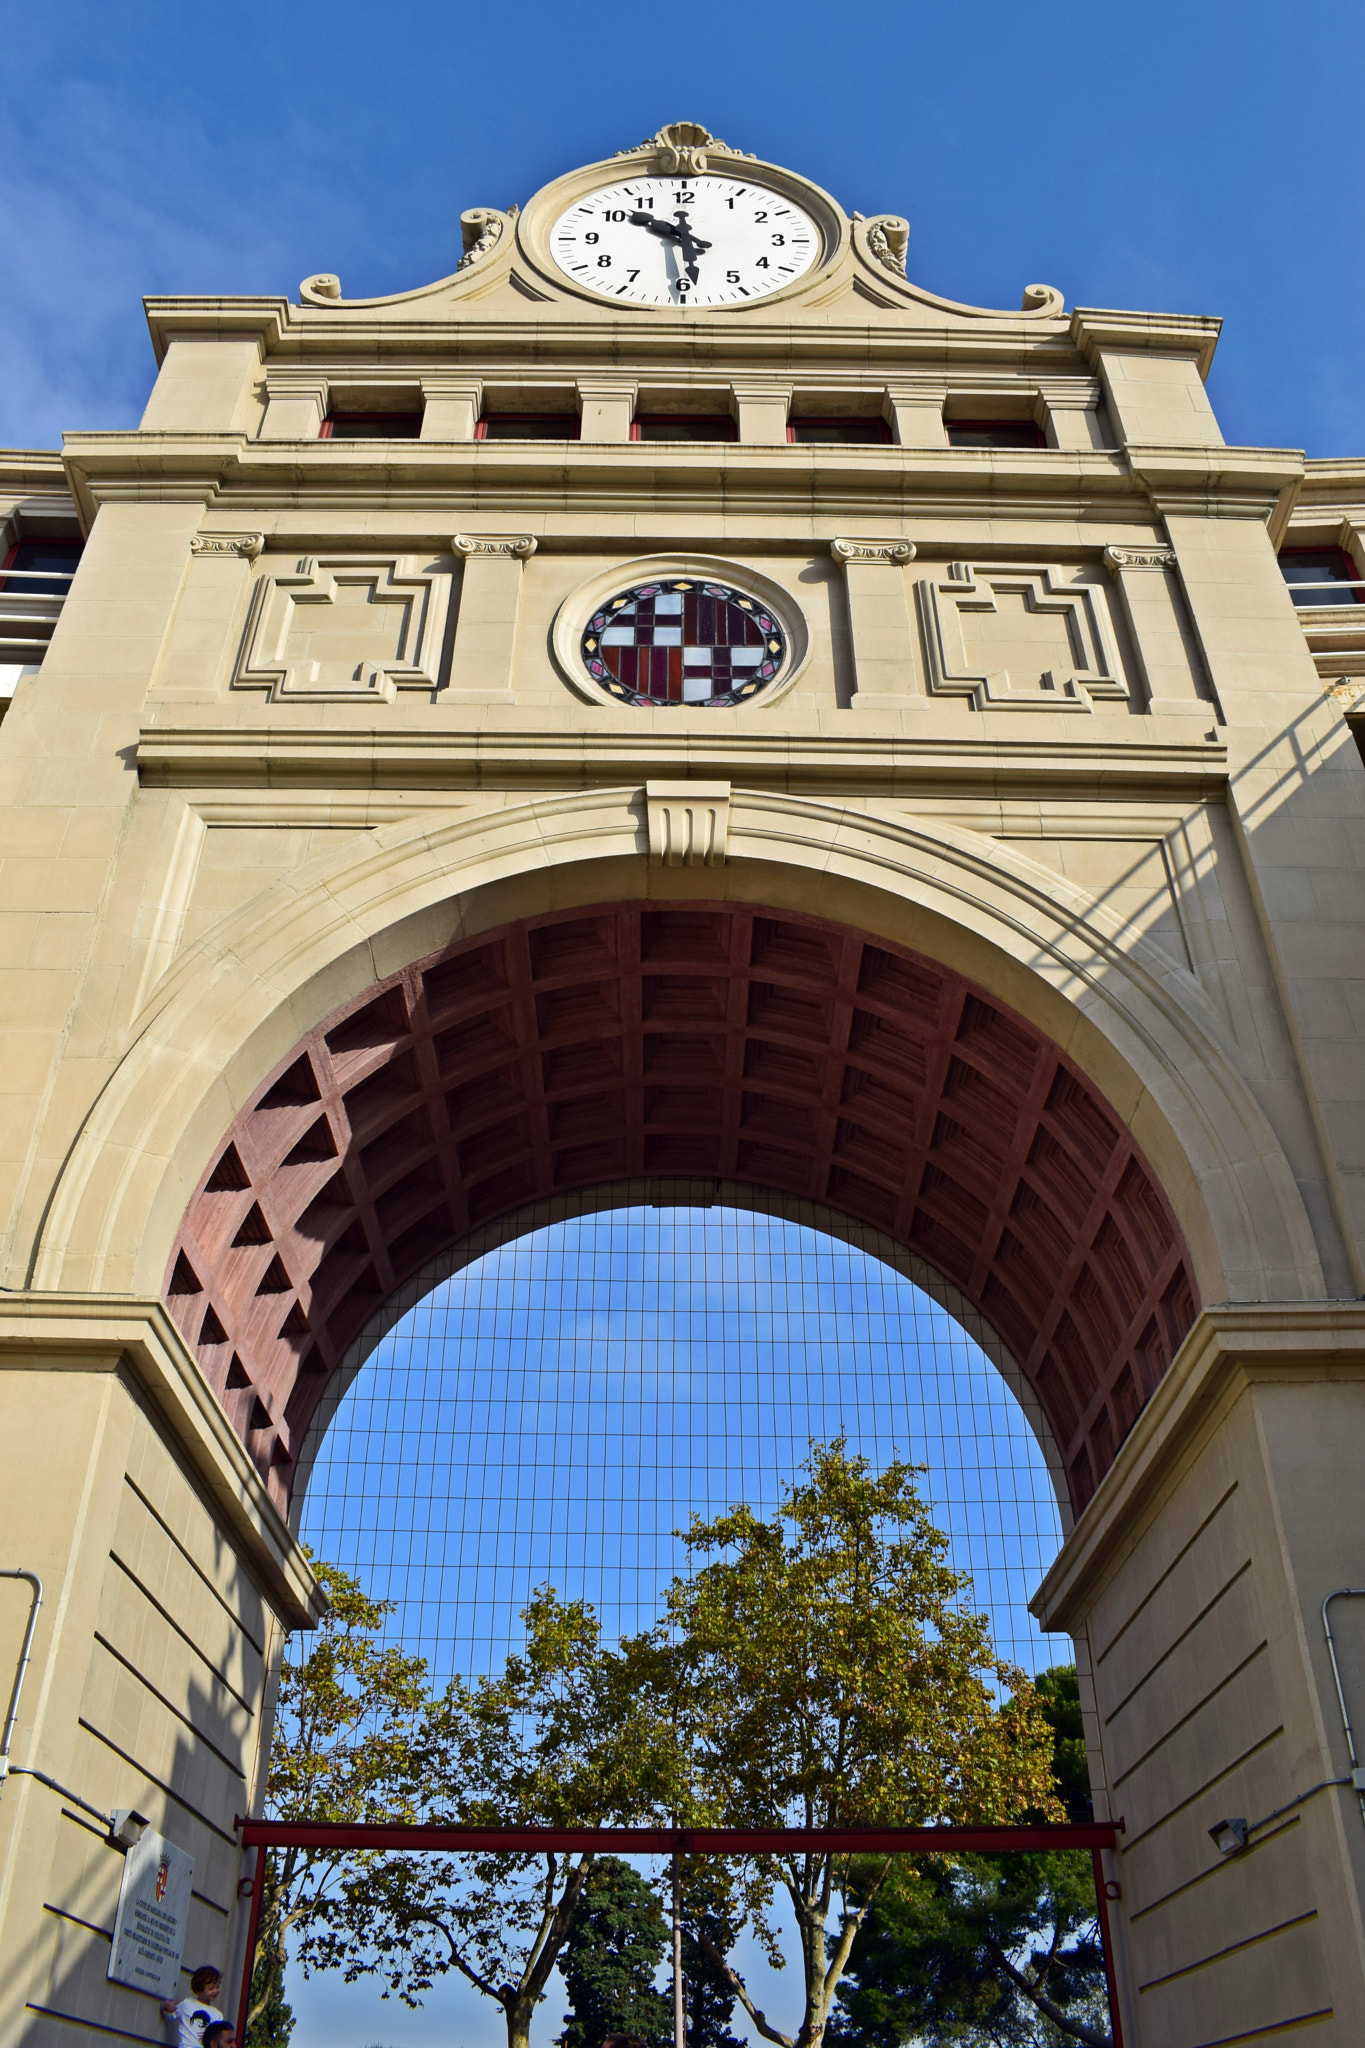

{"left": 142, "top": 295, "right": 290, "bottom": 365}
{"left": 1031, "top": 1300, "right": 1365, "bottom": 1634}
{"left": 0, "top": 1292, "right": 325, "bottom": 1629}
{"left": 59, "top": 428, "right": 1307, "bottom": 529}
{"left": 1070, "top": 306, "right": 1223, "bottom": 381}
{"left": 136, "top": 721, "right": 1229, "bottom": 796}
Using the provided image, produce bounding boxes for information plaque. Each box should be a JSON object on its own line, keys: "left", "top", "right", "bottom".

{"left": 107, "top": 1828, "right": 195, "bottom": 1999}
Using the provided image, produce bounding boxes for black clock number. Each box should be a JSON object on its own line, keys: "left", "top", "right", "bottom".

{"left": 754, "top": 211, "right": 768, "bottom": 222}
{"left": 726, "top": 270, "right": 740, "bottom": 283}
{"left": 605, "top": 210, "right": 627, "bottom": 221}
{"left": 585, "top": 232, "right": 599, "bottom": 244}
{"left": 756, "top": 257, "right": 770, "bottom": 269}
{"left": 771, "top": 234, "right": 785, "bottom": 245}
{"left": 597, "top": 254, "right": 611, "bottom": 267}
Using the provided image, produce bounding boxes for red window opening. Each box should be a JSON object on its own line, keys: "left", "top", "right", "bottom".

{"left": 1279, "top": 547, "right": 1363, "bottom": 608}
{"left": 631, "top": 415, "right": 737, "bottom": 443}
{"left": 0, "top": 537, "right": 83, "bottom": 596}
{"left": 946, "top": 419, "right": 1046, "bottom": 449}
{"left": 320, "top": 412, "right": 424, "bottom": 440}
{"left": 787, "top": 417, "right": 891, "bottom": 445}
{"left": 475, "top": 414, "right": 582, "bottom": 440}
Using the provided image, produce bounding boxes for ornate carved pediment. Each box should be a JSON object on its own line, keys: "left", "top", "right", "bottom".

{"left": 613, "top": 121, "right": 756, "bottom": 176}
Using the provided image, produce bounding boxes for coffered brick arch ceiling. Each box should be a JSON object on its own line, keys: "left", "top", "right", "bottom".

{"left": 164, "top": 904, "right": 1197, "bottom": 1517}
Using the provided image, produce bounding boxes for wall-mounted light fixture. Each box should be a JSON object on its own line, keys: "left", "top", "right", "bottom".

{"left": 110, "top": 1809, "right": 149, "bottom": 1849}
{"left": 1208, "top": 1817, "right": 1248, "bottom": 1855}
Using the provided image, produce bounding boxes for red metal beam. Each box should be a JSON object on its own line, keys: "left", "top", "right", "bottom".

{"left": 234, "top": 1818, "right": 1120, "bottom": 1854}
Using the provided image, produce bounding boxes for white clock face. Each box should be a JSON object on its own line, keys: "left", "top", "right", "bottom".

{"left": 550, "top": 176, "right": 819, "bottom": 307}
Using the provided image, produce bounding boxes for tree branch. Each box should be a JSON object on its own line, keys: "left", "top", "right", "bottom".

{"left": 985, "top": 1939, "right": 1112, "bottom": 2048}
{"left": 693, "top": 1924, "right": 795, "bottom": 2048}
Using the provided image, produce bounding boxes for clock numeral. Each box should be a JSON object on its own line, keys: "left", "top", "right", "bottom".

{"left": 726, "top": 270, "right": 740, "bottom": 284}
{"left": 605, "top": 209, "right": 628, "bottom": 221}
{"left": 585, "top": 232, "right": 599, "bottom": 244}
{"left": 597, "top": 254, "right": 612, "bottom": 267}
{"left": 724, "top": 197, "right": 735, "bottom": 209}
{"left": 771, "top": 234, "right": 785, "bottom": 245}
{"left": 755, "top": 257, "right": 770, "bottom": 269}
{"left": 754, "top": 211, "right": 768, "bottom": 222}
{"left": 628, "top": 270, "right": 640, "bottom": 282}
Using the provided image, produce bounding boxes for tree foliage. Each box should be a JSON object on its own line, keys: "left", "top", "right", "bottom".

{"left": 557, "top": 1856, "right": 670, "bottom": 2048}
{"left": 660, "top": 1439, "right": 1060, "bottom": 2048}
{"left": 830, "top": 1668, "right": 1112, "bottom": 2048}
{"left": 307, "top": 1587, "right": 685, "bottom": 2048}
{"left": 247, "top": 1558, "right": 428, "bottom": 2043}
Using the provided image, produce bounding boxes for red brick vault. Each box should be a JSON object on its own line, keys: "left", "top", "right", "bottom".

{"left": 164, "top": 903, "right": 1197, "bottom": 1515}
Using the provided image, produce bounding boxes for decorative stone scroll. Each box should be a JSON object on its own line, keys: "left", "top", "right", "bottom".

{"left": 646, "top": 781, "right": 731, "bottom": 868}
{"left": 865, "top": 216, "right": 909, "bottom": 277}
{"left": 916, "top": 562, "right": 1128, "bottom": 711}
{"left": 457, "top": 206, "right": 518, "bottom": 271}
{"left": 191, "top": 533, "right": 263, "bottom": 560}
{"left": 831, "top": 538, "right": 916, "bottom": 567}
{"left": 235, "top": 555, "right": 452, "bottom": 703}
{"left": 452, "top": 533, "right": 538, "bottom": 560}
{"left": 299, "top": 273, "right": 341, "bottom": 302}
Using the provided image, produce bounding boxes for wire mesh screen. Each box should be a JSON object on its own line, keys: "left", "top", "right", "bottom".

{"left": 296, "top": 1204, "right": 1065, "bottom": 1682}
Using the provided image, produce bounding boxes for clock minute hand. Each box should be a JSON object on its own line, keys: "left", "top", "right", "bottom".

{"left": 668, "top": 209, "right": 711, "bottom": 285}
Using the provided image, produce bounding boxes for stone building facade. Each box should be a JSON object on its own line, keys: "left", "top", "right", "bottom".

{"left": 2, "top": 124, "right": 1365, "bottom": 2044}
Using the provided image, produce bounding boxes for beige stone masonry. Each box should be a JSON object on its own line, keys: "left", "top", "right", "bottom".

{"left": 830, "top": 537, "right": 918, "bottom": 701}
{"left": 419, "top": 374, "right": 483, "bottom": 441}
{"left": 576, "top": 378, "right": 636, "bottom": 441}
{"left": 448, "top": 534, "right": 537, "bottom": 698}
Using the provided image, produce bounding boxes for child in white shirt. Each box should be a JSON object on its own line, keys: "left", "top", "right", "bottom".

{"left": 162, "top": 1966, "right": 224, "bottom": 2048}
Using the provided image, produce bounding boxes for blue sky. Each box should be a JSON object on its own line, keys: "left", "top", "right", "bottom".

{"left": 2, "top": 0, "right": 1362, "bottom": 457}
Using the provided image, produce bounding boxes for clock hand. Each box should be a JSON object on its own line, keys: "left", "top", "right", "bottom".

{"left": 626, "top": 208, "right": 712, "bottom": 291}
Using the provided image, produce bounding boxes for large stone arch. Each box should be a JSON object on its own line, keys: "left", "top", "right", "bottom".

{"left": 29, "top": 788, "right": 1323, "bottom": 1511}
{"left": 163, "top": 900, "right": 1197, "bottom": 1516}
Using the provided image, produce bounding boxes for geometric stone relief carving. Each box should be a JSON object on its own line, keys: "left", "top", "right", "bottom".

{"left": 915, "top": 561, "right": 1128, "bottom": 710}
{"left": 235, "top": 555, "right": 452, "bottom": 702}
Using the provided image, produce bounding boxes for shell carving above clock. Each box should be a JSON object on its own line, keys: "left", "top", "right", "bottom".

{"left": 295, "top": 122, "right": 1064, "bottom": 323}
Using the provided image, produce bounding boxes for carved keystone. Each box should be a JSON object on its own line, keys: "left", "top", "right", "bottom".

{"left": 646, "top": 782, "right": 731, "bottom": 868}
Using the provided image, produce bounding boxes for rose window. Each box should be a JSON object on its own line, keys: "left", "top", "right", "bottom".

{"left": 582, "top": 578, "right": 786, "bottom": 705}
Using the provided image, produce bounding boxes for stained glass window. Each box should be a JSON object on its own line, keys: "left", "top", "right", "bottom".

{"left": 582, "top": 577, "right": 786, "bottom": 705}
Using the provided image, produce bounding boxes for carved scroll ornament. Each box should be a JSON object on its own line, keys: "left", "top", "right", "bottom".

{"left": 832, "top": 538, "right": 916, "bottom": 567}
{"left": 191, "top": 533, "right": 264, "bottom": 559}
{"left": 457, "top": 206, "right": 518, "bottom": 270}
{"left": 865, "top": 216, "right": 910, "bottom": 277}
{"left": 452, "top": 534, "right": 538, "bottom": 560}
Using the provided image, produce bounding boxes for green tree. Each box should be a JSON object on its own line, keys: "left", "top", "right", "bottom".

{"left": 246, "top": 1559, "right": 429, "bottom": 2043}
{"left": 660, "top": 1440, "right": 1060, "bottom": 2048}
{"left": 558, "top": 1855, "right": 670, "bottom": 2048}
{"left": 830, "top": 1668, "right": 1112, "bottom": 2048}
{"left": 315, "top": 1588, "right": 686, "bottom": 2048}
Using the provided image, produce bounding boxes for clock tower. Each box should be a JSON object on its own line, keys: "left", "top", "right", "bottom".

{"left": 3, "top": 122, "right": 1365, "bottom": 2048}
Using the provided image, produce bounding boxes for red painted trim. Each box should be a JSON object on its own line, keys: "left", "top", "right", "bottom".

{"left": 235, "top": 1819, "right": 1120, "bottom": 1854}
{"left": 1092, "top": 1845, "right": 1126, "bottom": 2047}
